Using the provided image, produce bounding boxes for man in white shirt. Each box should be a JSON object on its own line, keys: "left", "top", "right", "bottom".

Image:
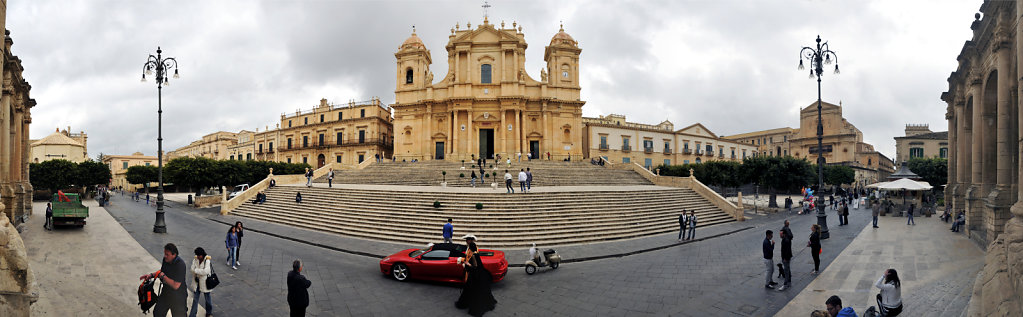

{"left": 518, "top": 169, "right": 528, "bottom": 193}
{"left": 504, "top": 170, "right": 514, "bottom": 193}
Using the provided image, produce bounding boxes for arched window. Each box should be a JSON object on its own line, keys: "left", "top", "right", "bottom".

{"left": 695, "top": 157, "right": 702, "bottom": 164}
{"left": 480, "top": 64, "right": 492, "bottom": 84}
{"left": 406, "top": 69, "right": 414, "bottom": 84}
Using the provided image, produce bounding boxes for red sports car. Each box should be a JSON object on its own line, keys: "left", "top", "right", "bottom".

{"left": 380, "top": 243, "right": 508, "bottom": 283}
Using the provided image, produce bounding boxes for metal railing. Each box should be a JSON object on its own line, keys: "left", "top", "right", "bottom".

{"left": 664, "top": 148, "right": 672, "bottom": 154}
{"left": 683, "top": 148, "right": 691, "bottom": 154}
{"left": 599, "top": 144, "right": 609, "bottom": 150}
{"left": 621, "top": 145, "right": 632, "bottom": 152}
{"left": 644, "top": 147, "right": 654, "bottom": 154}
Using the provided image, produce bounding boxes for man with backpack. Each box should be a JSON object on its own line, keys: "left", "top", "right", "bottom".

{"left": 139, "top": 243, "right": 188, "bottom": 316}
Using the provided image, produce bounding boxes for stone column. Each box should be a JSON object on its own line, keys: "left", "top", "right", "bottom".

{"left": 515, "top": 109, "right": 521, "bottom": 155}
{"left": 500, "top": 108, "right": 506, "bottom": 157}
{"left": 988, "top": 48, "right": 1017, "bottom": 240}
{"left": 425, "top": 105, "right": 432, "bottom": 160}
{"left": 967, "top": 76, "right": 984, "bottom": 239}
{"left": 450, "top": 111, "right": 455, "bottom": 155}
{"left": 946, "top": 100, "right": 957, "bottom": 210}
{"left": 954, "top": 100, "right": 968, "bottom": 213}
{"left": 467, "top": 110, "right": 474, "bottom": 159}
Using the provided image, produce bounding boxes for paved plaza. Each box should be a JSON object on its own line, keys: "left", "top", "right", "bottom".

{"left": 22, "top": 191, "right": 980, "bottom": 316}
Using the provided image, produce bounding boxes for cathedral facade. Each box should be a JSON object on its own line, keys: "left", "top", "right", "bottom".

{"left": 392, "top": 18, "right": 584, "bottom": 162}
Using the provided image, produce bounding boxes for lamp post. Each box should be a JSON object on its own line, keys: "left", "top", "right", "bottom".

{"left": 799, "top": 35, "right": 839, "bottom": 239}
{"left": 141, "top": 47, "right": 179, "bottom": 233}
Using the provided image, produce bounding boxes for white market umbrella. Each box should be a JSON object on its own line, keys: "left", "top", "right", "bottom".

{"left": 866, "top": 181, "right": 890, "bottom": 189}
{"left": 878, "top": 178, "right": 932, "bottom": 191}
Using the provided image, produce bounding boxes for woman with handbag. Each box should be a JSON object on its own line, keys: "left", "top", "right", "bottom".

{"left": 189, "top": 247, "right": 215, "bottom": 317}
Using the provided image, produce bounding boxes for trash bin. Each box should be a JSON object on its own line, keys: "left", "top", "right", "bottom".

{"left": 188, "top": 194, "right": 193, "bottom": 205}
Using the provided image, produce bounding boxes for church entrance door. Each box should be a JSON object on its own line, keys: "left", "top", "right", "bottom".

{"left": 479, "top": 129, "right": 494, "bottom": 159}
{"left": 435, "top": 142, "right": 445, "bottom": 160}
{"left": 529, "top": 141, "right": 540, "bottom": 159}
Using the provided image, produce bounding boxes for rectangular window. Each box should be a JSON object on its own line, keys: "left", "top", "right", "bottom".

{"left": 683, "top": 160, "right": 689, "bottom": 164}
{"left": 304, "top": 117, "right": 308, "bottom": 125}
{"left": 623, "top": 157, "right": 631, "bottom": 164}
{"left": 303, "top": 157, "right": 307, "bottom": 164}
{"left": 288, "top": 120, "right": 292, "bottom": 128}
{"left": 664, "top": 159, "right": 671, "bottom": 166}
{"left": 230, "top": 155, "right": 234, "bottom": 160}
{"left": 644, "top": 158, "right": 652, "bottom": 169}
{"left": 359, "top": 130, "right": 366, "bottom": 143}
{"left": 643, "top": 140, "right": 653, "bottom": 151}
{"left": 258, "top": 144, "right": 263, "bottom": 152}
{"left": 336, "top": 155, "right": 342, "bottom": 163}
{"left": 145, "top": 162, "right": 150, "bottom": 166}
{"left": 246, "top": 153, "right": 252, "bottom": 160}
{"left": 319, "top": 134, "right": 324, "bottom": 146}
{"left": 683, "top": 142, "right": 689, "bottom": 150}
{"left": 706, "top": 145, "right": 712, "bottom": 153}
{"left": 481, "top": 64, "right": 492, "bottom": 84}
{"left": 122, "top": 162, "right": 128, "bottom": 169}
{"left": 358, "top": 154, "right": 365, "bottom": 163}
{"left": 269, "top": 142, "right": 274, "bottom": 152}
{"left": 320, "top": 114, "right": 324, "bottom": 122}
{"left": 623, "top": 138, "right": 630, "bottom": 147}
{"left": 360, "top": 109, "right": 365, "bottom": 118}
{"left": 287, "top": 158, "right": 292, "bottom": 163}
{"left": 600, "top": 136, "right": 607, "bottom": 146}
{"left": 337, "top": 132, "right": 343, "bottom": 145}
{"left": 910, "top": 147, "right": 924, "bottom": 158}
{"left": 303, "top": 136, "right": 309, "bottom": 147}
{"left": 664, "top": 142, "right": 670, "bottom": 151}
{"left": 287, "top": 138, "right": 292, "bottom": 149}
{"left": 338, "top": 112, "right": 343, "bottom": 120}
{"left": 940, "top": 148, "right": 948, "bottom": 158}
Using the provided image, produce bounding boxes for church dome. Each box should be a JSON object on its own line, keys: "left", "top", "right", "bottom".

{"left": 400, "top": 32, "right": 426, "bottom": 50}
{"left": 550, "top": 25, "right": 577, "bottom": 46}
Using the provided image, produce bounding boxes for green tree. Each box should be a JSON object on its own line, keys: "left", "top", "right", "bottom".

{"left": 164, "top": 157, "right": 217, "bottom": 193}
{"left": 125, "top": 165, "right": 159, "bottom": 192}
{"left": 906, "top": 157, "right": 947, "bottom": 189}
{"left": 29, "top": 159, "right": 79, "bottom": 192}
{"left": 744, "top": 156, "right": 816, "bottom": 207}
{"left": 815, "top": 165, "right": 855, "bottom": 186}
{"left": 76, "top": 160, "right": 112, "bottom": 187}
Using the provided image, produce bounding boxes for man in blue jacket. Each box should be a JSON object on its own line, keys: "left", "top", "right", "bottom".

{"left": 443, "top": 218, "right": 454, "bottom": 243}
{"left": 826, "top": 295, "right": 858, "bottom": 317}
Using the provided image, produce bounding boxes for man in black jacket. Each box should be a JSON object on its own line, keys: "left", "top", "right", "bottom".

{"left": 678, "top": 209, "right": 688, "bottom": 241}
{"left": 140, "top": 243, "right": 188, "bottom": 317}
{"left": 288, "top": 259, "right": 312, "bottom": 317}
{"left": 779, "top": 221, "right": 793, "bottom": 291}
{"left": 763, "top": 230, "right": 777, "bottom": 289}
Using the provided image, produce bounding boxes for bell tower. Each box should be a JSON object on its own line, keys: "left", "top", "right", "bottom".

{"left": 395, "top": 27, "right": 433, "bottom": 104}
{"left": 544, "top": 23, "right": 582, "bottom": 91}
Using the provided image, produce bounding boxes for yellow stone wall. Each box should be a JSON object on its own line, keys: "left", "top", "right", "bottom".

{"left": 102, "top": 152, "right": 159, "bottom": 191}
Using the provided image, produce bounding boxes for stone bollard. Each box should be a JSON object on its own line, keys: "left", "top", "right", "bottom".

{"left": 736, "top": 192, "right": 744, "bottom": 210}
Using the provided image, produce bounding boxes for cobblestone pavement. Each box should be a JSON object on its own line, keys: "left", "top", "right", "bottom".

{"left": 104, "top": 193, "right": 885, "bottom": 316}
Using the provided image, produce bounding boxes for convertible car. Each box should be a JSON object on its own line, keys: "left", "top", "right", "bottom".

{"left": 380, "top": 243, "right": 508, "bottom": 283}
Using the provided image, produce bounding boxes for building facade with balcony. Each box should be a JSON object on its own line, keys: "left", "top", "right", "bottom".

{"left": 582, "top": 114, "right": 757, "bottom": 169}
{"left": 102, "top": 152, "right": 159, "bottom": 191}
{"left": 269, "top": 98, "right": 393, "bottom": 167}
{"left": 893, "top": 123, "right": 948, "bottom": 165}
{"left": 167, "top": 131, "right": 239, "bottom": 161}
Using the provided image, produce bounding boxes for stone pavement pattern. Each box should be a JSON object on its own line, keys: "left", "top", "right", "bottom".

{"left": 776, "top": 213, "right": 983, "bottom": 316}
{"left": 22, "top": 199, "right": 206, "bottom": 316}
{"left": 106, "top": 192, "right": 883, "bottom": 316}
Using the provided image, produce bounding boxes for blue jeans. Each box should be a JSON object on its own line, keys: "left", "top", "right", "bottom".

{"left": 227, "top": 247, "right": 238, "bottom": 267}
{"left": 526, "top": 179, "right": 531, "bottom": 190}
{"left": 189, "top": 285, "right": 213, "bottom": 317}
{"left": 907, "top": 213, "right": 915, "bottom": 225}
{"left": 873, "top": 215, "right": 878, "bottom": 227}
{"left": 520, "top": 181, "right": 526, "bottom": 192}
{"left": 687, "top": 226, "right": 696, "bottom": 239}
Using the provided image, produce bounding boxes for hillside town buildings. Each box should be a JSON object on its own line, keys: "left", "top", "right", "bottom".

{"left": 893, "top": 124, "right": 948, "bottom": 164}
{"left": 30, "top": 127, "right": 87, "bottom": 163}
{"left": 723, "top": 101, "right": 895, "bottom": 186}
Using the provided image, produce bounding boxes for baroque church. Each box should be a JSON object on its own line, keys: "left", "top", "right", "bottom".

{"left": 392, "top": 17, "right": 584, "bottom": 161}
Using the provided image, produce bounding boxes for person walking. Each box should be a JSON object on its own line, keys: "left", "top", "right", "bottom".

{"left": 517, "top": 169, "right": 527, "bottom": 193}
{"left": 234, "top": 222, "right": 245, "bottom": 266}
{"left": 287, "top": 260, "right": 312, "bottom": 317}
{"left": 678, "top": 210, "right": 688, "bottom": 241}
{"left": 44, "top": 202, "right": 53, "bottom": 231}
{"left": 517, "top": 152, "right": 521, "bottom": 162}
{"left": 872, "top": 203, "right": 880, "bottom": 228}
{"left": 525, "top": 168, "right": 533, "bottom": 192}
{"left": 842, "top": 203, "right": 850, "bottom": 226}
{"left": 304, "top": 167, "right": 313, "bottom": 187}
{"left": 327, "top": 168, "right": 334, "bottom": 188}
{"left": 779, "top": 221, "right": 793, "bottom": 291}
{"left": 470, "top": 171, "right": 478, "bottom": 188}
{"left": 139, "top": 243, "right": 188, "bottom": 317}
{"left": 504, "top": 170, "right": 514, "bottom": 194}
{"left": 443, "top": 218, "right": 454, "bottom": 244}
{"left": 686, "top": 210, "right": 697, "bottom": 240}
{"left": 906, "top": 203, "right": 915, "bottom": 225}
{"left": 874, "top": 269, "right": 903, "bottom": 316}
{"left": 225, "top": 226, "right": 239, "bottom": 270}
{"left": 808, "top": 224, "right": 822, "bottom": 274}
{"left": 188, "top": 247, "right": 214, "bottom": 317}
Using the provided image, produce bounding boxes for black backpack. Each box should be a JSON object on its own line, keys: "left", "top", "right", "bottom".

{"left": 138, "top": 277, "right": 160, "bottom": 313}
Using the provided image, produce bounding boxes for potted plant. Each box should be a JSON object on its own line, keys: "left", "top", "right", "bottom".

{"left": 433, "top": 200, "right": 441, "bottom": 208}
{"left": 475, "top": 202, "right": 483, "bottom": 210}
{"left": 459, "top": 173, "right": 465, "bottom": 178}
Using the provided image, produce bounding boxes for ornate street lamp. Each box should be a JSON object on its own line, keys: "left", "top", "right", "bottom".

{"left": 799, "top": 35, "right": 839, "bottom": 239}
{"left": 141, "top": 47, "right": 179, "bottom": 233}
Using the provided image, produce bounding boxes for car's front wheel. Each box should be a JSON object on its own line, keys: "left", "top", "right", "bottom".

{"left": 392, "top": 263, "right": 410, "bottom": 281}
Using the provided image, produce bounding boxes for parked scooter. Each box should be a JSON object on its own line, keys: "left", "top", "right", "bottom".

{"left": 525, "top": 243, "right": 561, "bottom": 275}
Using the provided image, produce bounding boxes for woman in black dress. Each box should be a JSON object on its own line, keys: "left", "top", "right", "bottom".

{"left": 455, "top": 242, "right": 497, "bottom": 316}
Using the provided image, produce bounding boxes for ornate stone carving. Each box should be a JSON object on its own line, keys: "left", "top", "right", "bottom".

{"left": 0, "top": 211, "right": 36, "bottom": 317}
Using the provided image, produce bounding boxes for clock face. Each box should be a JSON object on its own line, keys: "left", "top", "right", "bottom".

{"left": 562, "top": 71, "right": 569, "bottom": 78}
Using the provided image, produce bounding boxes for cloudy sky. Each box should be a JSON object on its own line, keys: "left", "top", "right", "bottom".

{"left": 9, "top": 0, "right": 979, "bottom": 160}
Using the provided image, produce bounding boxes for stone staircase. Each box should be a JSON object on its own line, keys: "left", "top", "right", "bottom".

{"left": 231, "top": 185, "right": 734, "bottom": 248}
{"left": 314, "top": 160, "right": 652, "bottom": 187}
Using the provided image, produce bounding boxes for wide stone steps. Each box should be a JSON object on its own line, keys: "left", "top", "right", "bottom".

{"left": 315, "top": 161, "right": 652, "bottom": 187}
{"left": 231, "top": 186, "right": 734, "bottom": 248}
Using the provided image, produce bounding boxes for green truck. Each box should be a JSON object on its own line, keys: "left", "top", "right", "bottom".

{"left": 51, "top": 193, "right": 89, "bottom": 227}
